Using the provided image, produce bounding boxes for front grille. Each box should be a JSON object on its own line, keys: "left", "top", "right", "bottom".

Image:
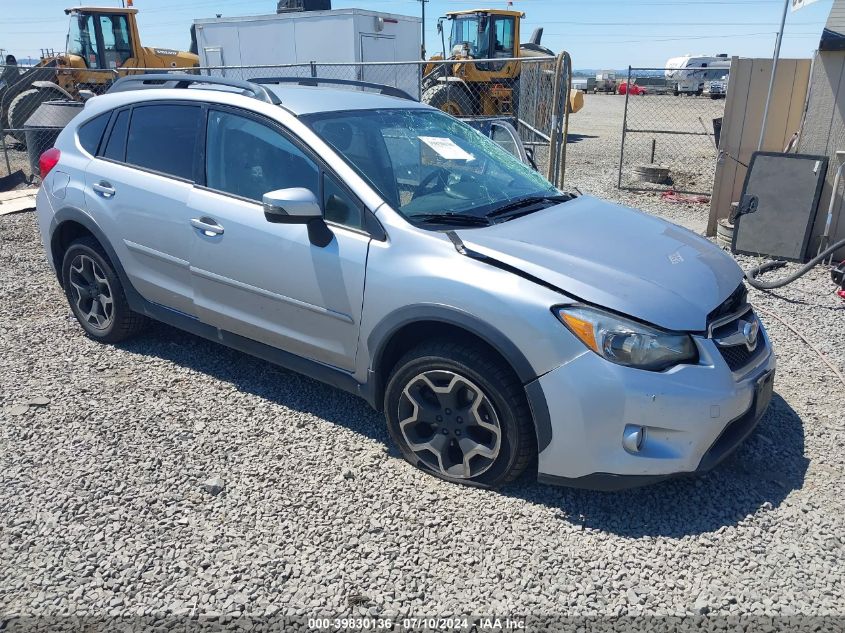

{"left": 711, "top": 304, "right": 767, "bottom": 372}
{"left": 707, "top": 283, "right": 748, "bottom": 325}
{"left": 718, "top": 342, "right": 765, "bottom": 371}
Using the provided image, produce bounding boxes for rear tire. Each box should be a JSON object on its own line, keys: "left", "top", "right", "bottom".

{"left": 61, "top": 236, "right": 148, "bottom": 343}
{"left": 384, "top": 340, "right": 535, "bottom": 488}
{"left": 422, "top": 83, "right": 475, "bottom": 117}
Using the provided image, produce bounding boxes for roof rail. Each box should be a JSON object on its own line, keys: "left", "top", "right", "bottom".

{"left": 108, "top": 73, "right": 281, "bottom": 105}
{"left": 251, "top": 77, "right": 416, "bottom": 102}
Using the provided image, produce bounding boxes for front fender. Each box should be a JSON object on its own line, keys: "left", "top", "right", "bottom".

{"left": 364, "top": 303, "right": 554, "bottom": 452}
{"left": 366, "top": 303, "right": 537, "bottom": 384}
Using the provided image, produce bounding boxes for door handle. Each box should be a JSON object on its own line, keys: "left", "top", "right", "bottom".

{"left": 190, "top": 217, "right": 225, "bottom": 236}
{"left": 92, "top": 181, "right": 115, "bottom": 198}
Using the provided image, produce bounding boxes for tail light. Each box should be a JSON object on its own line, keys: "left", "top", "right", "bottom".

{"left": 39, "top": 148, "right": 61, "bottom": 179}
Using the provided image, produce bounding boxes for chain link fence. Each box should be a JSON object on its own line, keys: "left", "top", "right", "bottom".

{"left": 617, "top": 67, "right": 726, "bottom": 195}
{"left": 1, "top": 55, "right": 572, "bottom": 187}
{"left": 1, "top": 64, "right": 118, "bottom": 184}
{"left": 197, "top": 56, "right": 570, "bottom": 183}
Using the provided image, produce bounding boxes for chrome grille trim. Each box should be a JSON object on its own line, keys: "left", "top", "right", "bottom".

{"left": 707, "top": 303, "right": 752, "bottom": 338}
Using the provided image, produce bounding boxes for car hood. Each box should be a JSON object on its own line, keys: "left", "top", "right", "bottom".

{"left": 455, "top": 195, "right": 743, "bottom": 332}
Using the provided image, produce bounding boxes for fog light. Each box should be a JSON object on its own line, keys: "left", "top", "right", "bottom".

{"left": 622, "top": 425, "right": 645, "bottom": 453}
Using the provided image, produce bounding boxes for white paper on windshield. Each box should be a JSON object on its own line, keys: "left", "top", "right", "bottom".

{"left": 419, "top": 136, "right": 475, "bottom": 161}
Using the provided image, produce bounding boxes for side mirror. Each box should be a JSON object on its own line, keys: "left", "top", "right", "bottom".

{"left": 262, "top": 187, "right": 321, "bottom": 224}
{"left": 263, "top": 187, "right": 333, "bottom": 247}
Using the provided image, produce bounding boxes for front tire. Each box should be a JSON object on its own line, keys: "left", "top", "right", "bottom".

{"left": 61, "top": 237, "right": 148, "bottom": 343}
{"left": 384, "top": 341, "right": 535, "bottom": 488}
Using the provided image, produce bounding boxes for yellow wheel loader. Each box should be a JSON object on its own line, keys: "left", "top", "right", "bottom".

{"left": 1, "top": 6, "right": 198, "bottom": 144}
{"left": 421, "top": 9, "right": 583, "bottom": 118}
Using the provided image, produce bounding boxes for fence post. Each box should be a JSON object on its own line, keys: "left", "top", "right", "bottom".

{"left": 546, "top": 54, "right": 564, "bottom": 185}
{"left": 1, "top": 133, "right": 11, "bottom": 177}
{"left": 558, "top": 52, "right": 573, "bottom": 188}
{"left": 418, "top": 62, "right": 423, "bottom": 101}
{"left": 310, "top": 61, "right": 317, "bottom": 78}
{"left": 617, "top": 65, "right": 632, "bottom": 189}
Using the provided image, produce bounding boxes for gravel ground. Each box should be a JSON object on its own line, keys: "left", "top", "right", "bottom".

{"left": 565, "top": 93, "right": 720, "bottom": 234}
{"left": 1, "top": 134, "right": 36, "bottom": 183}
{"left": 1, "top": 95, "right": 845, "bottom": 631}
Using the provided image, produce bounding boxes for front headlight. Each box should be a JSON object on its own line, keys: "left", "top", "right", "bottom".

{"left": 554, "top": 305, "right": 698, "bottom": 371}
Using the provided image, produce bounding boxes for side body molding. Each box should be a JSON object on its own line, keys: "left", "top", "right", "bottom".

{"left": 49, "top": 206, "right": 370, "bottom": 404}
{"left": 49, "top": 210, "right": 555, "bottom": 451}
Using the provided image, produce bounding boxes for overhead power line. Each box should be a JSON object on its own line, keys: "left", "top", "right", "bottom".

{"left": 530, "top": 20, "right": 826, "bottom": 26}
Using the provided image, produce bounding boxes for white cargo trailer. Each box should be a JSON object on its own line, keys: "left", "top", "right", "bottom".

{"left": 193, "top": 9, "right": 422, "bottom": 99}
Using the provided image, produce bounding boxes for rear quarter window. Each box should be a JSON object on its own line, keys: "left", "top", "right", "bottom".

{"left": 77, "top": 112, "right": 109, "bottom": 156}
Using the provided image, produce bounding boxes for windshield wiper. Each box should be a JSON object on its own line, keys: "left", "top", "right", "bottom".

{"left": 485, "top": 194, "right": 572, "bottom": 219}
{"left": 409, "top": 213, "right": 492, "bottom": 227}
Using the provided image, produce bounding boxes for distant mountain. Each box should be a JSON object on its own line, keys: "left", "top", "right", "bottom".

{"left": 4, "top": 56, "right": 41, "bottom": 67}
{"left": 574, "top": 68, "right": 667, "bottom": 77}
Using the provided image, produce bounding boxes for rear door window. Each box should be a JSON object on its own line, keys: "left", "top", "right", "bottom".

{"left": 125, "top": 104, "right": 201, "bottom": 181}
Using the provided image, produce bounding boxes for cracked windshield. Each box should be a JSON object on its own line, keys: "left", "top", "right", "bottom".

{"left": 305, "top": 109, "right": 559, "bottom": 222}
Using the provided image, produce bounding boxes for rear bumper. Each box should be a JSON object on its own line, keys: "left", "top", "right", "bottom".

{"left": 531, "top": 327, "right": 776, "bottom": 490}
{"left": 35, "top": 186, "right": 56, "bottom": 272}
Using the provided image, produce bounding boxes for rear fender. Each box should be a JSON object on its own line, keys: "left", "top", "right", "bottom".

{"left": 49, "top": 207, "right": 143, "bottom": 310}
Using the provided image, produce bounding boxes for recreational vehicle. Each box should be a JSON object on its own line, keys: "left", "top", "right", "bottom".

{"left": 665, "top": 54, "right": 731, "bottom": 95}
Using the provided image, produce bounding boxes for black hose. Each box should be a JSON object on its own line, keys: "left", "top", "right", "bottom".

{"left": 744, "top": 237, "right": 845, "bottom": 289}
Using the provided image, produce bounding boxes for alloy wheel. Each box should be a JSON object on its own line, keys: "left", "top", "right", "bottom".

{"left": 68, "top": 254, "right": 114, "bottom": 331}
{"left": 397, "top": 370, "right": 502, "bottom": 479}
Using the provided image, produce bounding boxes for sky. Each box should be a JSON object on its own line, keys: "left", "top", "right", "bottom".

{"left": 0, "top": 0, "right": 836, "bottom": 69}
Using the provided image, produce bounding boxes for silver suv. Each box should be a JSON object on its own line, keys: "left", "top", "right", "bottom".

{"left": 36, "top": 75, "right": 775, "bottom": 490}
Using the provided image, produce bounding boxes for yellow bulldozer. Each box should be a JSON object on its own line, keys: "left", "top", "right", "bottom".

{"left": 421, "top": 9, "right": 583, "bottom": 118}
{"left": 1, "top": 5, "right": 198, "bottom": 143}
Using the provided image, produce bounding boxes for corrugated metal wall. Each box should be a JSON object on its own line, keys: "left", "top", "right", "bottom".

{"left": 797, "top": 48, "right": 845, "bottom": 259}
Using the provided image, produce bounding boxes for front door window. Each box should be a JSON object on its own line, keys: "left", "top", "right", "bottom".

{"left": 68, "top": 14, "right": 100, "bottom": 68}
{"left": 205, "top": 110, "right": 319, "bottom": 203}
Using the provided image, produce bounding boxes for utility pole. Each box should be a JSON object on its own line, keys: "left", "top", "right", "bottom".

{"left": 758, "top": 0, "right": 790, "bottom": 151}
{"left": 418, "top": 0, "right": 429, "bottom": 59}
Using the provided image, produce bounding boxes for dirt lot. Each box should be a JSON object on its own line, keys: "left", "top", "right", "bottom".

{"left": 564, "top": 93, "right": 723, "bottom": 233}
{"left": 1, "top": 94, "right": 844, "bottom": 630}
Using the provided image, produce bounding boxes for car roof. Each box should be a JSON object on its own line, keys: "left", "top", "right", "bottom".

{"left": 94, "top": 80, "right": 429, "bottom": 117}
{"left": 264, "top": 84, "right": 429, "bottom": 115}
